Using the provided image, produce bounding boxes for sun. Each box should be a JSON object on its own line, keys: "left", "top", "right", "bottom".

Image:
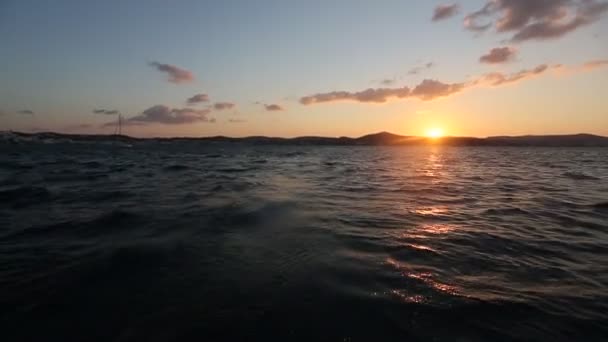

{"left": 426, "top": 128, "right": 444, "bottom": 139}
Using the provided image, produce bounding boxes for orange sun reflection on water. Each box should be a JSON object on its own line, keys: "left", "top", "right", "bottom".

{"left": 414, "top": 207, "right": 448, "bottom": 216}
{"left": 385, "top": 257, "right": 460, "bottom": 297}
{"left": 419, "top": 149, "right": 445, "bottom": 181}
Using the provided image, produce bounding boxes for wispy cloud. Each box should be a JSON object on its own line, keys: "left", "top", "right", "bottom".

{"left": 105, "top": 105, "right": 214, "bottom": 126}
{"left": 148, "top": 61, "right": 195, "bottom": 84}
{"left": 18, "top": 110, "right": 34, "bottom": 115}
{"left": 187, "top": 93, "right": 210, "bottom": 105}
{"left": 464, "top": 0, "right": 608, "bottom": 42}
{"left": 478, "top": 64, "right": 550, "bottom": 86}
{"left": 480, "top": 46, "right": 517, "bottom": 64}
{"left": 213, "top": 102, "right": 236, "bottom": 110}
{"left": 92, "top": 109, "right": 119, "bottom": 115}
{"left": 300, "top": 87, "right": 412, "bottom": 104}
{"left": 228, "top": 118, "right": 246, "bottom": 123}
{"left": 432, "top": 4, "right": 460, "bottom": 21}
{"left": 300, "top": 60, "right": 607, "bottom": 105}
{"left": 408, "top": 62, "right": 435, "bottom": 75}
{"left": 582, "top": 59, "right": 608, "bottom": 70}
{"left": 264, "top": 104, "right": 285, "bottom": 111}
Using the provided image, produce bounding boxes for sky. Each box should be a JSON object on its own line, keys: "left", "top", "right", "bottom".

{"left": 1, "top": 0, "right": 607, "bottom": 138}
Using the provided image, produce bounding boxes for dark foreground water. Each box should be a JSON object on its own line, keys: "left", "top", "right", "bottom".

{"left": 1, "top": 141, "right": 607, "bottom": 341}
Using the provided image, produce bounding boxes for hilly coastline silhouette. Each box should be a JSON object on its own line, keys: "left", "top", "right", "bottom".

{"left": 3, "top": 131, "right": 608, "bottom": 146}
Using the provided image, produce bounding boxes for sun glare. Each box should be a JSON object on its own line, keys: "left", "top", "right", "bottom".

{"left": 426, "top": 128, "right": 444, "bottom": 139}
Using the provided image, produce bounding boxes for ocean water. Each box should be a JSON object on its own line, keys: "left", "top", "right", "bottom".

{"left": 1, "top": 141, "right": 607, "bottom": 341}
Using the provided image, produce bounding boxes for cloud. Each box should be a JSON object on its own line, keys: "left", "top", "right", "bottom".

{"left": 187, "top": 93, "right": 210, "bottom": 105}
{"left": 300, "top": 79, "right": 465, "bottom": 104}
{"left": 411, "top": 79, "right": 467, "bottom": 100}
{"left": 464, "top": 0, "right": 608, "bottom": 42}
{"left": 479, "top": 64, "right": 551, "bottom": 85}
{"left": 109, "top": 105, "right": 213, "bottom": 126}
{"left": 408, "top": 62, "right": 435, "bottom": 75}
{"left": 213, "top": 102, "right": 236, "bottom": 110}
{"left": 550, "top": 59, "right": 608, "bottom": 75}
{"left": 228, "top": 118, "right": 246, "bottom": 123}
{"left": 480, "top": 46, "right": 517, "bottom": 64}
{"left": 264, "top": 104, "right": 285, "bottom": 111}
{"left": 148, "top": 61, "right": 195, "bottom": 84}
{"left": 300, "top": 60, "right": 607, "bottom": 105}
{"left": 300, "top": 87, "right": 412, "bottom": 104}
{"left": 18, "top": 110, "right": 34, "bottom": 115}
{"left": 433, "top": 4, "right": 460, "bottom": 21}
{"left": 380, "top": 79, "right": 396, "bottom": 85}
{"left": 92, "top": 109, "right": 119, "bottom": 115}
{"left": 582, "top": 59, "right": 608, "bottom": 70}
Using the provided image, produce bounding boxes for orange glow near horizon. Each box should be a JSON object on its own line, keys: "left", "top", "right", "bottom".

{"left": 426, "top": 128, "right": 444, "bottom": 139}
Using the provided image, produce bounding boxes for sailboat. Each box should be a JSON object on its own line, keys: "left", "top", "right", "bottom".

{"left": 113, "top": 113, "right": 122, "bottom": 136}
{"left": 110, "top": 112, "right": 132, "bottom": 147}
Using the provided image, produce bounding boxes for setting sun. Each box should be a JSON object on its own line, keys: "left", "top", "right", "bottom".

{"left": 426, "top": 128, "right": 444, "bottom": 139}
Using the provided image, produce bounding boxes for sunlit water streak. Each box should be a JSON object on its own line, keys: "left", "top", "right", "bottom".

{"left": 1, "top": 141, "right": 607, "bottom": 341}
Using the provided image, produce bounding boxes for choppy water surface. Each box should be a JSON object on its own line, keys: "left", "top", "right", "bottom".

{"left": 1, "top": 141, "right": 607, "bottom": 341}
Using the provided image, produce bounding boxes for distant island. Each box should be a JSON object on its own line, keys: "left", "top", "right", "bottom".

{"left": 2, "top": 131, "right": 608, "bottom": 147}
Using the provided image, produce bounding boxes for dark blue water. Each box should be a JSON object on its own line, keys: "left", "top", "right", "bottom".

{"left": 1, "top": 140, "right": 607, "bottom": 341}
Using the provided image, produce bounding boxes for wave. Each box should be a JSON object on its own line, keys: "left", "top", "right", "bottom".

{"left": 591, "top": 201, "right": 608, "bottom": 209}
{"left": 0, "top": 186, "right": 51, "bottom": 207}
{"left": 4, "top": 209, "right": 141, "bottom": 241}
{"left": 483, "top": 207, "right": 530, "bottom": 215}
{"left": 215, "top": 167, "right": 257, "bottom": 173}
{"left": 563, "top": 171, "right": 600, "bottom": 180}
{"left": 163, "top": 164, "right": 190, "bottom": 172}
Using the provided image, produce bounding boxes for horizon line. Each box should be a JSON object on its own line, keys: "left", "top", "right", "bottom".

{"left": 3, "top": 130, "right": 608, "bottom": 140}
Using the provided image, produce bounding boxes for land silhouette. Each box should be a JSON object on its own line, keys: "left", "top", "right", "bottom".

{"left": 3, "top": 131, "right": 608, "bottom": 146}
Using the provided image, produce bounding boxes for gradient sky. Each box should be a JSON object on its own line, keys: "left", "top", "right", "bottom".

{"left": 1, "top": 0, "right": 607, "bottom": 137}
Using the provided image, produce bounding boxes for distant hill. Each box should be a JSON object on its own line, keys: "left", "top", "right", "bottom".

{"left": 2, "top": 131, "right": 608, "bottom": 147}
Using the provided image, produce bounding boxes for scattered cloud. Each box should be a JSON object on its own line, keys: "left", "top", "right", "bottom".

{"left": 478, "top": 64, "right": 551, "bottom": 86}
{"left": 380, "top": 79, "right": 396, "bottom": 85}
{"left": 18, "top": 110, "right": 34, "bottom": 115}
{"left": 480, "top": 46, "right": 517, "bottom": 64}
{"left": 300, "top": 60, "right": 607, "bottom": 105}
{"left": 582, "top": 59, "right": 608, "bottom": 70}
{"left": 213, "top": 102, "right": 236, "bottom": 110}
{"left": 264, "top": 104, "right": 285, "bottom": 111}
{"left": 228, "top": 118, "right": 246, "bottom": 123}
{"left": 411, "top": 79, "right": 466, "bottom": 100}
{"left": 92, "top": 109, "right": 119, "bottom": 115}
{"left": 300, "top": 87, "right": 412, "bottom": 104}
{"left": 433, "top": 4, "right": 460, "bottom": 21}
{"left": 464, "top": 0, "right": 608, "bottom": 42}
{"left": 187, "top": 93, "right": 210, "bottom": 105}
{"left": 148, "top": 61, "right": 195, "bottom": 84}
{"left": 107, "top": 105, "right": 213, "bottom": 126}
{"left": 408, "top": 62, "right": 435, "bottom": 75}
{"left": 550, "top": 59, "right": 608, "bottom": 75}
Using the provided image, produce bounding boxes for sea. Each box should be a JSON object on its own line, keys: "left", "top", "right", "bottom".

{"left": 1, "top": 139, "right": 607, "bottom": 341}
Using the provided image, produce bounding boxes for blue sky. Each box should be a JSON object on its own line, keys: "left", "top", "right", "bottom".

{"left": 1, "top": 0, "right": 608, "bottom": 137}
